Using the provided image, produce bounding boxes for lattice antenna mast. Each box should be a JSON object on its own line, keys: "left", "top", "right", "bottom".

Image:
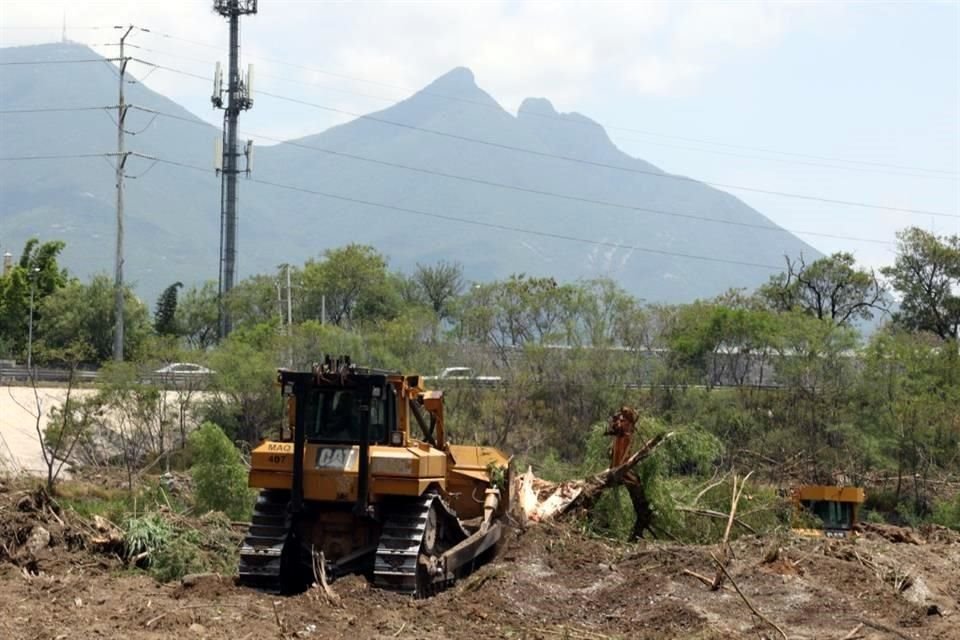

{"left": 212, "top": 0, "right": 257, "bottom": 339}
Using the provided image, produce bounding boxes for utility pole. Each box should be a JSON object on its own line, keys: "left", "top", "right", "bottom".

{"left": 212, "top": 0, "right": 257, "bottom": 339}
{"left": 113, "top": 25, "right": 134, "bottom": 362}
{"left": 286, "top": 265, "right": 293, "bottom": 329}
{"left": 27, "top": 267, "right": 40, "bottom": 370}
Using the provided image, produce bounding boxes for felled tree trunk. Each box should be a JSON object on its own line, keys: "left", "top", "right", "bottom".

{"left": 624, "top": 475, "right": 654, "bottom": 540}
{"left": 515, "top": 432, "right": 673, "bottom": 524}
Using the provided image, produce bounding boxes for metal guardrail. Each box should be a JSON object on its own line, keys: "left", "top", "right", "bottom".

{"left": 0, "top": 367, "right": 214, "bottom": 388}
{"left": 0, "top": 367, "right": 99, "bottom": 383}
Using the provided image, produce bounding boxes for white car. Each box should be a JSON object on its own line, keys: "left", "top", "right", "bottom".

{"left": 154, "top": 362, "right": 214, "bottom": 376}
{"left": 426, "top": 367, "right": 502, "bottom": 384}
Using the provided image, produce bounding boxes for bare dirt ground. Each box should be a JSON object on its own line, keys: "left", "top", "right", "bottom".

{"left": 0, "top": 479, "right": 957, "bottom": 640}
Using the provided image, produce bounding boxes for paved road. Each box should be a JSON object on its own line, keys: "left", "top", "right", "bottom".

{"left": 0, "top": 385, "right": 207, "bottom": 477}
{"left": 0, "top": 386, "right": 99, "bottom": 475}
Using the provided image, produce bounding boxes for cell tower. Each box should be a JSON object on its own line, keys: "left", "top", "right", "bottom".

{"left": 212, "top": 0, "right": 257, "bottom": 338}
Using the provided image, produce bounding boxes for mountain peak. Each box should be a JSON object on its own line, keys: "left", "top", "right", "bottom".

{"left": 518, "top": 97, "right": 558, "bottom": 117}
{"left": 424, "top": 66, "right": 478, "bottom": 94}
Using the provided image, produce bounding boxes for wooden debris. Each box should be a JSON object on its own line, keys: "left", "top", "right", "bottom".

{"left": 710, "top": 552, "right": 788, "bottom": 640}
{"left": 711, "top": 471, "right": 753, "bottom": 591}
{"left": 514, "top": 432, "right": 674, "bottom": 523}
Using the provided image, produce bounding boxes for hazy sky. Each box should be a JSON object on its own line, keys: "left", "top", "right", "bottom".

{"left": 1, "top": 1, "right": 958, "bottom": 273}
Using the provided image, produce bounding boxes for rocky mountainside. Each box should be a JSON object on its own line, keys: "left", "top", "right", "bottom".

{"left": 0, "top": 43, "right": 819, "bottom": 303}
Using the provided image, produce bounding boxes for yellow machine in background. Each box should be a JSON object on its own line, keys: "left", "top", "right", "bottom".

{"left": 791, "top": 485, "right": 865, "bottom": 538}
{"left": 237, "top": 357, "right": 510, "bottom": 596}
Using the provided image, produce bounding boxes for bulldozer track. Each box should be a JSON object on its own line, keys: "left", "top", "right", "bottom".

{"left": 372, "top": 493, "right": 465, "bottom": 597}
{"left": 237, "top": 489, "right": 292, "bottom": 593}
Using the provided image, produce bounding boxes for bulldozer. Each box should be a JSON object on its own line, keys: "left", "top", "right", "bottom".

{"left": 790, "top": 485, "right": 865, "bottom": 538}
{"left": 237, "top": 356, "right": 510, "bottom": 596}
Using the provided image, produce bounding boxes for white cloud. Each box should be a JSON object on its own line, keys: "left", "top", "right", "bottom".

{"left": 0, "top": 0, "right": 825, "bottom": 113}
{"left": 625, "top": 56, "right": 704, "bottom": 98}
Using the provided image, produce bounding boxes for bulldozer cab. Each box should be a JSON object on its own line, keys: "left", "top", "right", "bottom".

{"left": 791, "top": 485, "right": 865, "bottom": 538}
{"left": 301, "top": 384, "right": 389, "bottom": 443}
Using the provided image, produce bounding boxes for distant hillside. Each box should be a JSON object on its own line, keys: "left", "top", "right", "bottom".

{"left": 0, "top": 43, "right": 820, "bottom": 304}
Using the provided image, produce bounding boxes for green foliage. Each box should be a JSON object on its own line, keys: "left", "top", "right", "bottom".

{"left": 932, "top": 493, "right": 960, "bottom": 531}
{"left": 36, "top": 274, "right": 151, "bottom": 364}
{"left": 577, "top": 419, "right": 732, "bottom": 542}
{"left": 758, "top": 252, "right": 885, "bottom": 325}
{"left": 121, "top": 509, "right": 238, "bottom": 582}
{"left": 27, "top": 233, "right": 956, "bottom": 536}
{"left": 486, "top": 461, "right": 507, "bottom": 492}
{"left": 0, "top": 237, "right": 68, "bottom": 359}
{"left": 123, "top": 513, "right": 173, "bottom": 562}
{"left": 150, "top": 535, "right": 204, "bottom": 582}
{"left": 881, "top": 227, "right": 960, "bottom": 340}
{"left": 411, "top": 260, "right": 464, "bottom": 319}
{"left": 188, "top": 422, "right": 254, "bottom": 520}
{"left": 176, "top": 280, "right": 219, "bottom": 349}
{"left": 206, "top": 328, "right": 281, "bottom": 443}
{"left": 300, "top": 244, "right": 401, "bottom": 327}
{"left": 154, "top": 281, "right": 183, "bottom": 336}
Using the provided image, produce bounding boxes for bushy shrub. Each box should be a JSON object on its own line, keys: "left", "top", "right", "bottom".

{"left": 123, "top": 513, "right": 173, "bottom": 562}
{"left": 188, "top": 422, "right": 254, "bottom": 520}
{"left": 932, "top": 493, "right": 960, "bottom": 531}
{"left": 122, "top": 511, "right": 238, "bottom": 582}
{"left": 151, "top": 536, "right": 204, "bottom": 582}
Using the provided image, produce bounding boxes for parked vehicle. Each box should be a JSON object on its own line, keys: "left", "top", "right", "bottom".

{"left": 153, "top": 362, "right": 214, "bottom": 376}
{"left": 425, "top": 366, "right": 502, "bottom": 385}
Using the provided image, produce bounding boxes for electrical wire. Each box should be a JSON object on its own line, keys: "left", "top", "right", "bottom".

{"left": 126, "top": 104, "right": 894, "bottom": 246}
{"left": 0, "top": 106, "right": 115, "bottom": 114}
{"left": 0, "top": 153, "right": 116, "bottom": 161}
{"left": 0, "top": 58, "right": 117, "bottom": 65}
{"left": 5, "top": 25, "right": 954, "bottom": 177}
{"left": 130, "top": 59, "right": 960, "bottom": 219}
{"left": 129, "top": 152, "right": 785, "bottom": 271}
{"left": 134, "top": 27, "right": 958, "bottom": 177}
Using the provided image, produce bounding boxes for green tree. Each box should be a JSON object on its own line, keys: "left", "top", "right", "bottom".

{"left": 226, "top": 273, "right": 285, "bottom": 329}
{"left": 205, "top": 324, "right": 281, "bottom": 444}
{"left": 770, "top": 312, "right": 858, "bottom": 478}
{"left": 759, "top": 252, "right": 885, "bottom": 326}
{"left": 859, "top": 329, "right": 960, "bottom": 513}
{"left": 411, "top": 260, "right": 464, "bottom": 320}
{"left": 188, "top": 422, "right": 254, "bottom": 520}
{"left": 36, "top": 274, "right": 151, "bottom": 364}
{"left": 0, "top": 238, "right": 69, "bottom": 358}
{"left": 666, "top": 303, "right": 778, "bottom": 388}
{"left": 154, "top": 281, "right": 183, "bottom": 336}
{"left": 456, "top": 275, "right": 578, "bottom": 358}
{"left": 300, "top": 244, "right": 400, "bottom": 327}
{"left": 881, "top": 228, "right": 960, "bottom": 340}
{"left": 176, "top": 281, "right": 220, "bottom": 350}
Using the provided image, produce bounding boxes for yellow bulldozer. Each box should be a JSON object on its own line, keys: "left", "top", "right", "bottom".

{"left": 237, "top": 357, "right": 510, "bottom": 596}
{"left": 790, "top": 485, "right": 865, "bottom": 538}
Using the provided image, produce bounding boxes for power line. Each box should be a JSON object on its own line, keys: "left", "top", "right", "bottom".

{"left": 0, "top": 58, "right": 117, "bottom": 65}
{"left": 133, "top": 27, "right": 958, "bottom": 177}
{"left": 122, "top": 40, "right": 956, "bottom": 180}
{"left": 132, "top": 152, "right": 784, "bottom": 271}
{"left": 0, "top": 106, "right": 115, "bottom": 114}
{"left": 126, "top": 104, "right": 894, "bottom": 246}
{"left": 128, "top": 59, "right": 960, "bottom": 220}
{"left": 0, "top": 26, "right": 111, "bottom": 30}
{"left": 257, "top": 89, "right": 960, "bottom": 220}
{"left": 0, "top": 153, "right": 115, "bottom": 161}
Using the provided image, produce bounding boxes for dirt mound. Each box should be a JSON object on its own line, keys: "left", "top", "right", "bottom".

{"left": 0, "top": 486, "right": 116, "bottom": 578}
{"left": 0, "top": 481, "right": 958, "bottom": 640}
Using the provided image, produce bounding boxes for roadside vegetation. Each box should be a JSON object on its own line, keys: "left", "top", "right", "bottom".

{"left": 0, "top": 228, "right": 958, "bottom": 555}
